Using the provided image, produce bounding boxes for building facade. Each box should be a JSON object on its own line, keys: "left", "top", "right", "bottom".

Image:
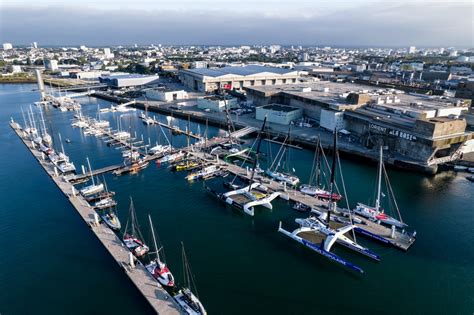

{"left": 179, "top": 65, "right": 301, "bottom": 93}
{"left": 256, "top": 104, "right": 303, "bottom": 125}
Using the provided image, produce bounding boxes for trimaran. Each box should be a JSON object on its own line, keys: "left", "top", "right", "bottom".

{"left": 278, "top": 131, "right": 380, "bottom": 273}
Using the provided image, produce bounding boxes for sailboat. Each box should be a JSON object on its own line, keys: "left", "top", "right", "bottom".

{"left": 123, "top": 198, "right": 149, "bottom": 257}
{"left": 145, "top": 215, "right": 175, "bottom": 288}
{"left": 79, "top": 157, "right": 104, "bottom": 196}
{"left": 93, "top": 105, "right": 110, "bottom": 128}
{"left": 38, "top": 107, "right": 52, "bottom": 145}
{"left": 265, "top": 129, "right": 300, "bottom": 186}
{"left": 353, "top": 146, "right": 408, "bottom": 229}
{"left": 174, "top": 243, "right": 207, "bottom": 315}
{"left": 299, "top": 138, "right": 342, "bottom": 201}
{"left": 278, "top": 131, "right": 380, "bottom": 273}
{"left": 52, "top": 133, "right": 76, "bottom": 174}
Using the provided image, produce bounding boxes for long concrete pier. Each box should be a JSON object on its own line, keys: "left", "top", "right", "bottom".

{"left": 10, "top": 121, "right": 181, "bottom": 315}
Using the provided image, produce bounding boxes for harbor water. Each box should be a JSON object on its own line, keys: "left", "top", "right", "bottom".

{"left": 0, "top": 83, "right": 473, "bottom": 314}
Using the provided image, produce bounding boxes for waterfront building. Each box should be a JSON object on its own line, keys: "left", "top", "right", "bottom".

{"left": 99, "top": 74, "right": 160, "bottom": 88}
{"left": 256, "top": 104, "right": 303, "bottom": 125}
{"left": 179, "top": 65, "right": 301, "bottom": 93}
{"left": 145, "top": 88, "right": 188, "bottom": 102}
{"left": 45, "top": 59, "right": 59, "bottom": 71}
{"left": 246, "top": 81, "right": 473, "bottom": 170}
{"left": 197, "top": 95, "right": 238, "bottom": 112}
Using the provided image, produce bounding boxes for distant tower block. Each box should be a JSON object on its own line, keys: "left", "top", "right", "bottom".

{"left": 34, "top": 69, "right": 46, "bottom": 100}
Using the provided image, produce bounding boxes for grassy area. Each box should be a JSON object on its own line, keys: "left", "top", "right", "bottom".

{"left": 0, "top": 73, "right": 35, "bottom": 83}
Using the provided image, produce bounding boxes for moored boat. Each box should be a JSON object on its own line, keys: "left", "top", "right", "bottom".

{"left": 145, "top": 215, "right": 175, "bottom": 288}
{"left": 123, "top": 198, "right": 149, "bottom": 258}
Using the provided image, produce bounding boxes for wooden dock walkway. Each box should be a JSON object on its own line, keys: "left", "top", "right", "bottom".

{"left": 10, "top": 122, "right": 181, "bottom": 315}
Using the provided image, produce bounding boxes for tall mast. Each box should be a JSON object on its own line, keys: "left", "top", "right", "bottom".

{"left": 375, "top": 145, "right": 383, "bottom": 212}
{"left": 247, "top": 116, "right": 267, "bottom": 192}
{"left": 58, "top": 133, "right": 65, "bottom": 155}
{"left": 86, "top": 157, "right": 95, "bottom": 186}
{"left": 327, "top": 130, "right": 338, "bottom": 226}
{"left": 21, "top": 107, "right": 28, "bottom": 128}
{"left": 148, "top": 214, "right": 160, "bottom": 263}
{"left": 181, "top": 242, "right": 190, "bottom": 288}
{"left": 39, "top": 107, "right": 47, "bottom": 135}
{"left": 316, "top": 141, "right": 322, "bottom": 187}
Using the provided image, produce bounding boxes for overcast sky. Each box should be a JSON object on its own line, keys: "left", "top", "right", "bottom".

{"left": 0, "top": 0, "right": 472, "bottom": 46}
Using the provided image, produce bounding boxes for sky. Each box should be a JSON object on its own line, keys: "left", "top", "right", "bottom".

{"left": 0, "top": 0, "right": 472, "bottom": 47}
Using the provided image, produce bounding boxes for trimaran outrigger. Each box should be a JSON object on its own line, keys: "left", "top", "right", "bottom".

{"left": 206, "top": 116, "right": 290, "bottom": 216}
{"left": 278, "top": 131, "right": 380, "bottom": 273}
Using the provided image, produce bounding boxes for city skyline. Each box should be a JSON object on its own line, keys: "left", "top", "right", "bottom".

{"left": 0, "top": 0, "right": 472, "bottom": 46}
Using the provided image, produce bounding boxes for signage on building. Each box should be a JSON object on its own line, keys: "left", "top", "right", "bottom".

{"left": 369, "top": 123, "right": 417, "bottom": 141}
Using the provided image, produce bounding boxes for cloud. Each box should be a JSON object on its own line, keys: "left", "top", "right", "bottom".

{"left": 0, "top": 2, "right": 472, "bottom": 46}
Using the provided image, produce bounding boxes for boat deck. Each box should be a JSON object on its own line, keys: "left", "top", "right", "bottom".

{"left": 11, "top": 122, "right": 181, "bottom": 315}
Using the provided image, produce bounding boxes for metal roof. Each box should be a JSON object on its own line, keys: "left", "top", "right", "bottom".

{"left": 185, "top": 65, "right": 296, "bottom": 77}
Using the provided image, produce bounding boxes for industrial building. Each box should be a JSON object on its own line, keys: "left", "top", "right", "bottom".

{"left": 145, "top": 88, "right": 188, "bottom": 102}
{"left": 256, "top": 104, "right": 303, "bottom": 125}
{"left": 245, "top": 82, "right": 370, "bottom": 121}
{"left": 72, "top": 71, "right": 110, "bottom": 80}
{"left": 246, "top": 81, "right": 473, "bottom": 171}
{"left": 45, "top": 59, "right": 59, "bottom": 71}
{"left": 320, "top": 109, "right": 346, "bottom": 131}
{"left": 197, "top": 96, "right": 238, "bottom": 112}
{"left": 179, "top": 65, "right": 301, "bottom": 93}
{"left": 99, "top": 74, "right": 159, "bottom": 88}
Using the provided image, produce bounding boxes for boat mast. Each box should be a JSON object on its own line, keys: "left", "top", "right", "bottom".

{"left": 58, "top": 133, "right": 65, "bottom": 155}
{"left": 39, "top": 107, "right": 47, "bottom": 136}
{"left": 86, "top": 157, "right": 95, "bottom": 186}
{"left": 375, "top": 145, "right": 383, "bottom": 213}
{"left": 148, "top": 214, "right": 161, "bottom": 263}
{"left": 327, "top": 130, "right": 338, "bottom": 226}
{"left": 247, "top": 116, "right": 267, "bottom": 192}
{"left": 21, "top": 107, "right": 28, "bottom": 129}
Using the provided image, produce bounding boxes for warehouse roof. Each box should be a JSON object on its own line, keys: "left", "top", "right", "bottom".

{"left": 183, "top": 65, "right": 298, "bottom": 78}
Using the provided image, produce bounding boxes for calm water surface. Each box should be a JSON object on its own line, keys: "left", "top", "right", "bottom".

{"left": 0, "top": 84, "right": 472, "bottom": 314}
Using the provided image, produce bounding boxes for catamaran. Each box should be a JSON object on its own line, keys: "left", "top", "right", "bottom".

{"left": 146, "top": 215, "right": 175, "bottom": 288}
{"left": 123, "top": 198, "right": 149, "bottom": 258}
{"left": 79, "top": 158, "right": 104, "bottom": 196}
{"left": 174, "top": 243, "right": 207, "bottom": 315}
{"left": 353, "top": 146, "right": 408, "bottom": 229}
